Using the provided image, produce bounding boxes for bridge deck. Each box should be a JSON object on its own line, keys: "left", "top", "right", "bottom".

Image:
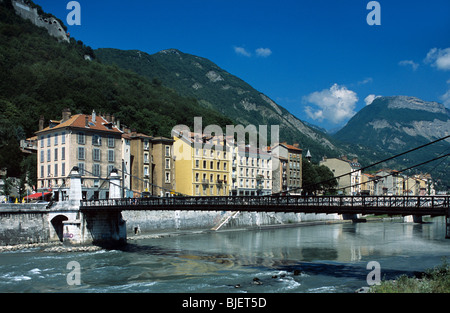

{"left": 80, "top": 195, "right": 450, "bottom": 217}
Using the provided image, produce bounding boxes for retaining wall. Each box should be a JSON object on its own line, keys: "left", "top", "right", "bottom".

{"left": 122, "top": 210, "right": 342, "bottom": 235}
{"left": 0, "top": 204, "right": 50, "bottom": 245}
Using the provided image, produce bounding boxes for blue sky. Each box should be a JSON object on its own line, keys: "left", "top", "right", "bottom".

{"left": 35, "top": 0, "right": 450, "bottom": 131}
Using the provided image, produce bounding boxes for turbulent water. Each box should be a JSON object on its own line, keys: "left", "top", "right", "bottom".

{"left": 0, "top": 218, "right": 449, "bottom": 293}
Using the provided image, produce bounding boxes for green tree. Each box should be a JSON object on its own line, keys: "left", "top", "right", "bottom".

{"left": 302, "top": 159, "right": 337, "bottom": 195}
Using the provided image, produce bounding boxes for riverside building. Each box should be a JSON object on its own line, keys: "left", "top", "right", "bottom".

{"left": 35, "top": 109, "right": 123, "bottom": 200}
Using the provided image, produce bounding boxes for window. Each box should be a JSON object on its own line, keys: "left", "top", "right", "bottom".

{"left": 93, "top": 148, "right": 101, "bottom": 161}
{"left": 40, "top": 165, "right": 44, "bottom": 178}
{"left": 195, "top": 185, "right": 200, "bottom": 196}
{"left": 54, "top": 133, "right": 58, "bottom": 145}
{"left": 195, "top": 160, "right": 199, "bottom": 168}
{"left": 78, "top": 163, "right": 85, "bottom": 176}
{"left": 40, "top": 150, "right": 44, "bottom": 163}
{"left": 108, "top": 136, "right": 115, "bottom": 148}
{"left": 47, "top": 165, "right": 51, "bottom": 177}
{"left": 165, "top": 158, "right": 170, "bottom": 169}
{"left": 165, "top": 145, "right": 170, "bottom": 156}
{"left": 61, "top": 163, "right": 65, "bottom": 177}
{"left": 223, "top": 163, "right": 227, "bottom": 171}
{"left": 108, "top": 150, "right": 115, "bottom": 162}
{"left": 195, "top": 173, "right": 199, "bottom": 182}
{"left": 144, "top": 166, "right": 149, "bottom": 176}
{"left": 93, "top": 164, "right": 101, "bottom": 177}
{"left": 77, "top": 132, "right": 85, "bottom": 144}
{"left": 92, "top": 134, "right": 102, "bottom": 146}
{"left": 61, "top": 132, "right": 65, "bottom": 144}
{"left": 165, "top": 172, "right": 170, "bottom": 183}
{"left": 78, "top": 147, "right": 85, "bottom": 160}
{"left": 61, "top": 147, "right": 65, "bottom": 160}
{"left": 203, "top": 160, "right": 206, "bottom": 169}
{"left": 54, "top": 148, "right": 58, "bottom": 161}
{"left": 54, "top": 164, "right": 58, "bottom": 177}
{"left": 47, "top": 135, "right": 51, "bottom": 147}
{"left": 108, "top": 165, "right": 114, "bottom": 175}
{"left": 40, "top": 136, "right": 44, "bottom": 148}
{"left": 47, "top": 149, "right": 51, "bottom": 162}
{"left": 210, "top": 161, "right": 214, "bottom": 170}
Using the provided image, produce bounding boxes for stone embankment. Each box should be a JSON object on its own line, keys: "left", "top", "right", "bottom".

{"left": 0, "top": 242, "right": 102, "bottom": 253}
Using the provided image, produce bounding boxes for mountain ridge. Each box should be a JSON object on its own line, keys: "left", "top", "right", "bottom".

{"left": 95, "top": 47, "right": 344, "bottom": 161}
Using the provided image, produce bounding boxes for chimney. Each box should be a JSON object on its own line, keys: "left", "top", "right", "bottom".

{"left": 62, "top": 108, "right": 71, "bottom": 122}
{"left": 92, "top": 110, "right": 96, "bottom": 123}
{"left": 293, "top": 143, "right": 299, "bottom": 148}
{"left": 106, "top": 113, "right": 111, "bottom": 123}
{"left": 39, "top": 116, "right": 44, "bottom": 131}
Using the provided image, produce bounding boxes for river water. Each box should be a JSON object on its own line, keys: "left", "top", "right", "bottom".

{"left": 0, "top": 218, "right": 449, "bottom": 294}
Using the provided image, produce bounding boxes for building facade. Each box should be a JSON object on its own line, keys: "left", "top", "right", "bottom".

{"left": 320, "top": 156, "right": 361, "bottom": 195}
{"left": 271, "top": 143, "right": 302, "bottom": 195}
{"left": 173, "top": 131, "right": 230, "bottom": 196}
{"left": 35, "top": 109, "right": 123, "bottom": 200}
{"left": 231, "top": 146, "right": 272, "bottom": 196}
{"left": 124, "top": 131, "right": 175, "bottom": 197}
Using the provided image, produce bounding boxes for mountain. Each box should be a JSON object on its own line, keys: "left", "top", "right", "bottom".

{"left": 95, "top": 48, "right": 344, "bottom": 161}
{"left": 334, "top": 96, "right": 450, "bottom": 188}
{"left": 0, "top": 0, "right": 232, "bottom": 178}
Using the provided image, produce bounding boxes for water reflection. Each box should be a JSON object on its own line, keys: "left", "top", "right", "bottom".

{"left": 1, "top": 218, "right": 448, "bottom": 293}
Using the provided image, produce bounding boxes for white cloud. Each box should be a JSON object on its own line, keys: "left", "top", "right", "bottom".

{"left": 303, "top": 83, "right": 358, "bottom": 124}
{"left": 357, "top": 77, "right": 373, "bottom": 85}
{"left": 364, "top": 94, "right": 381, "bottom": 105}
{"left": 255, "top": 48, "right": 272, "bottom": 57}
{"left": 441, "top": 89, "right": 450, "bottom": 107}
{"left": 441, "top": 80, "right": 450, "bottom": 107}
{"left": 425, "top": 47, "right": 450, "bottom": 71}
{"left": 234, "top": 46, "right": 251, "bottom": 57}
{"left": 399, "top": 60, "right": 419, "bottom": 71}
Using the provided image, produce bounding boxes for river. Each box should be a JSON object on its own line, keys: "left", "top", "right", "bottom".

{"left": 0, "top": 217, "right": 449, "bottom": 294}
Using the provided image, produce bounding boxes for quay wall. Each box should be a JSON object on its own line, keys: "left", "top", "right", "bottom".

{"left": 0, "top": 204, "right": 50, "bottom": 246}
{"left": 122, "top": 210, "right": 343, "bottom": 235}
{"left": 0, "top": 203, "right": 343, "bottom": 246}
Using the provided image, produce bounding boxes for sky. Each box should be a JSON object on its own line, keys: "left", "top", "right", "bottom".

{"left": 35, "top": 0, "right": 450, "bottom": 132}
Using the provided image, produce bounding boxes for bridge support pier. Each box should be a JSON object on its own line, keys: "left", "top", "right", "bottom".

{"left": 83, "top": 210, "right": 127, "bottom": 247}
{"left": 403, "top": 215, "right": 423, "bottom": 223}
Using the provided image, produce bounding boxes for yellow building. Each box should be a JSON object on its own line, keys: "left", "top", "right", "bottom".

{"left": 173, "top": 131, "right": 230, "bottom": 196}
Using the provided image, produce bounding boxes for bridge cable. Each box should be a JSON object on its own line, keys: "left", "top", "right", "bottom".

{"left": 332, "top": 153, "right": 450, "bottom": 194}
{"left": 271, "top": 134, "right": 450, "bottom": 196}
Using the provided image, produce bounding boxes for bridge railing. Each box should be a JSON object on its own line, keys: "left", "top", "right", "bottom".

{"left": 80, "top": 195, "right": 450, "bottom": 210}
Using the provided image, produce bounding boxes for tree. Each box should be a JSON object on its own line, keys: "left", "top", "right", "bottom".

{"left": 301, "top": 159, "right": 337, "bottom": 195}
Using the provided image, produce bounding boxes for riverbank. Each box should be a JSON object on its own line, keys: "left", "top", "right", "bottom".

{"left": 0, "top": 215, "right": 423, "bottom": 253}
{"left": 0, "top": 241, "right": 103, "bottom": 253}
{"left": 368, "top": 259, "right": 450, "bottom": 293}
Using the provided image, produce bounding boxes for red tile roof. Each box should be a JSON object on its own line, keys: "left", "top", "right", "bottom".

{"left": 36, "top": 114, "right": 122, "bottom": 135}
